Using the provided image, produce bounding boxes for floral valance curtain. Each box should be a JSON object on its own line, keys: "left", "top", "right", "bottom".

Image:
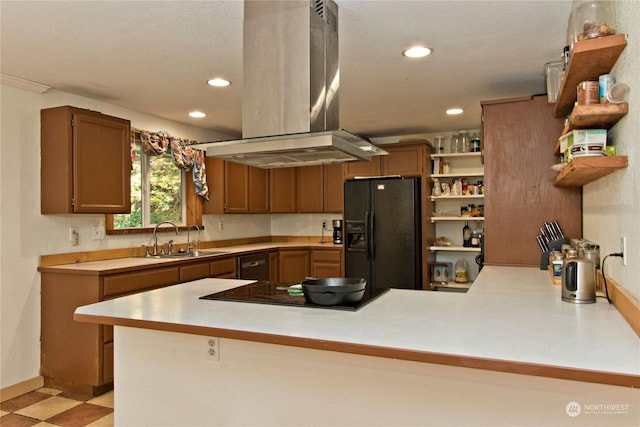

{"left": 132, "top": 128, "right": 209, "bottom": 200}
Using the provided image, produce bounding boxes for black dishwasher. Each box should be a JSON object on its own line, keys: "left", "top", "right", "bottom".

{"left": 237, "top": 252, "right": 270, "bottom": 281}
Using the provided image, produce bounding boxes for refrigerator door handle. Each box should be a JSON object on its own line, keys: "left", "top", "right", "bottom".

{"left": 368, "top": 210, "right": 375, "bottom": 260}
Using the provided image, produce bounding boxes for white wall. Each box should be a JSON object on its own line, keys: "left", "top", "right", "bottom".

{"left": 0, "top": 85, "right": 342, "bottom": 390}
{"left": 0, "top": 85, "right": 240, "bottom": 389}
{"left": 583, "top": 0, "right": 639, "bottom": 301}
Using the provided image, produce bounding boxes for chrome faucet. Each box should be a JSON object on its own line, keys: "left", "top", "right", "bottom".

{"left": 187, "top": 225, "right": 201, "bottom": 254}
{"left": 152, "top": 221, "right": 179, "bottom": 255}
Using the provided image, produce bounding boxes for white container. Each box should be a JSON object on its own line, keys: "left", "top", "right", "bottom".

{"left": 559, "top": 129, "right": 607, "bottom": 161}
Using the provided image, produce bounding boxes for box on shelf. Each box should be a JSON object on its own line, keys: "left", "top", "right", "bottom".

{"left": 559, "top": 129, "right": 607, "bottom": 162}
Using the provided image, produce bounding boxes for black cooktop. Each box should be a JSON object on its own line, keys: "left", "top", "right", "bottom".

{"left": 200, "top": 281, "right": 388, "bottom": 311}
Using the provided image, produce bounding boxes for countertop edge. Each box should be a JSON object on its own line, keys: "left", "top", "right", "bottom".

{"left": 73, "top": 311, "right": 640, "bottom": 388}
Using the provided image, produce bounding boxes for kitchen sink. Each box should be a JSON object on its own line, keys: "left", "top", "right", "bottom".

{"left": 144, "top": 250, "right": 230, "bottom": 259}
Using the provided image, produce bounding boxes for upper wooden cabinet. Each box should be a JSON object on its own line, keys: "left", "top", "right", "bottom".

{"left": 41, "top": 106, "right": 131, "bottom": 214}
{"left": 297, "top": 166, "right": 323, "bottom": 212}
{"left": 224, "top": 161, "right": 249, "bottom": 213}
{"left": 203, "top": 159, "right": 269, "bottom": 214}
{"left": 482, "top": 95, "right": 582, "bottom": 267}
{"left": 322, "top": 163, "right": 344, "bottom": 213}
{"left": 270, "top": 167, "right": 297, "bottom": 213}
{"left": 344, "top": 142, "right": 427, "bottom": 179}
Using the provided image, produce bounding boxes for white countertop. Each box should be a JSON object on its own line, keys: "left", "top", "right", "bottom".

{"left": 75, "top": 266, "right": 640, "bottom": 385}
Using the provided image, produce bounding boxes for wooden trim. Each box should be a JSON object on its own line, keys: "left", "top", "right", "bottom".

{"left": 598, "top": 271, "right": 640, "bottom": 338}
{"left": 480, "top": 95, "right": 533, "bottom": 106}
{"left": 1, "top": 376, "right": 44, "bottom": 402}
{"left": 73, "top": 313, "right": 640, "bottom": 388}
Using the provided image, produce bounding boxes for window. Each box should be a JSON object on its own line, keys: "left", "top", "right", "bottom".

{"left": 106, "top": 131, "right": 204, "bottom": 235}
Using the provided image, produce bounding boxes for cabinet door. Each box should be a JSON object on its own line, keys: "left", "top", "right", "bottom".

{"left": 482, "top": 95, "right": 582, "bottom": 267}
{"left": 344, "top": 159, "right": 381, "bottom": 179}
{"left": 382, "top": 144, "right": 425, "bottom": 176}
{"left": 323, "top": 163, "right": 344, "bottom": 213}
{"left": 270, "top": 167, "right": 297, "bottom": 213}
{"left": 310, "top": 248, "right": 343, "bottom": 278}
{"left": 225, "top": 161, "right": 249, "bottom": 213}
{"left": 249, "top": 167, "right": 270, "bottom": 213}
{"left": 210, "top": 257, "right": 237, "bottom": 278}
{"left": 297, "top": 165, "right": 323, "bottom": 212}
{"left": 180, "top": 261, "right": 210, "bottom": 282}
{"left": 278, "top": 250, "right": 310, "bottom": 283}
{"left": 202, "top": 157, "right": 225, "bottom": 214}
{"left": 41, "top": 106, "right": 131, "bottom": 214}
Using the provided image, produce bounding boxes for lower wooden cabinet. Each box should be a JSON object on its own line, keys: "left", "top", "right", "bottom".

{"left": 310, "top": 248, "right": 343, "bottom": 278}
{"left": 40, "top": 256, "right": 240, "bottom": 396}
{"left": 278, "top": 249, "right": 310, "bottom": 282}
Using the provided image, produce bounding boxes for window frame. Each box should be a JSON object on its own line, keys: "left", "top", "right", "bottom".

{"left": 106, "top": 147, "right": 203, "bottom": 235}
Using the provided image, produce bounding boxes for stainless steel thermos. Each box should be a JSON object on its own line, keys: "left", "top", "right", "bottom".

{"left": 562, "top": 259, "right": 596, "bottom": 304}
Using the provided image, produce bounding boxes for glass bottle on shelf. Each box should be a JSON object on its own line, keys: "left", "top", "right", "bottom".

{"left": 471, "top": 132, "right": 481, "bottom": 152}
{"left": 463, "top": 221, "right": 471, "bottom": 247}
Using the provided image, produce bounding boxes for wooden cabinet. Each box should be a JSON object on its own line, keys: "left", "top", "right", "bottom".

{"left": 297, "top": 166, "right": 323, "bottom": 212}
{"left": 249, "top": 167, "right": 270, "bottom": 212}
{"left": 41, "top": 106, "right": 131, "bottom": 214}
{"left": 310, "top": 248, "right": 343, "bottom": 278}
{"left": 224, "top": 161, "right": 249, "bottom": 213}
{"left": 180, "top": 261, "right": 211, "bottom": 282}
{"left": 204, "top": 160, "right": 269, "bottom": 214}
{"left": 270, "top": 167, "right": 297, "bottom": 213}
{"left": 344, "top": 141, "right": 426, "bottom": 179}
{"left": 382, "top": 143, "right": 426, "bottom": 176}
{"left": 278, "top": 249, "right": 310, "bottom": 282}
{"left": 323, "top": 163, "right": 344, "bottom": 213}
{"left": 481, "top": 95, "right": 582, "bottom": 267}
{"left": 40, "top": 265, "right": 180, "bottom": 395}
{"left": 210, "top": 256, "right": 237, "bottom": 278}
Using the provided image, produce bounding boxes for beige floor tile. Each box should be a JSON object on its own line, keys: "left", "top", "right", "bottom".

{"left": 87, "top": 391, "right": 114, "bottom": 409}
{"left": 0, "top": 409, "right": 8, "bottom": 416}
{"left": 33, "top": 422, "right": 60, "bottom": 427}
{"left": 15, "top": 396, "right": 82, "bottom": 420}
{"left": 85, "top": 412, "right": 114, "bottom": 427}
{"left": 35, "top": 388, "right": 62, "bottom": 396}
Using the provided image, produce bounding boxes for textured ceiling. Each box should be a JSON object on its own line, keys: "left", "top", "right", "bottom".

{"left": 1, "top": 0, "right": 572, "bottom": 139}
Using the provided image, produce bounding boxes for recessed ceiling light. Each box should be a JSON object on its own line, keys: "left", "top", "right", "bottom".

{"left": 402, "top": 46, "right": 432, "bottom": 58}
{"left": 207, "top": 78, "right": 231, "bottom": 87}
{"left": 446, "top": 108, "right": 464, "bottom": 115}
{"left": 189, "top": 111, "right": 206, "bottom": 118}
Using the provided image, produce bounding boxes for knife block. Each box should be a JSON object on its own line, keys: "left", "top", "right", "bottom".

{"left": 540, "top": 237, "right": 568, "bottom": 270}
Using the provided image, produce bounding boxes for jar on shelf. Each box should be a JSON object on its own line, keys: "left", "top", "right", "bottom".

{"left": 450, "top": 133, "right": 462, "bottom": 153}
{"left": 571, "top": 0, "right": 616, "bottom": 42}
{"left": 433, "top": 135, "right": 445, "bottom": 153}
{"left": 470, "top": 132, "right": 481, "bottom": 152}
{"left": 454, "top": 258, "right": 469, "bottom": 283}
{"left": 459, "top": 130, "right": 471, "bottom": 153}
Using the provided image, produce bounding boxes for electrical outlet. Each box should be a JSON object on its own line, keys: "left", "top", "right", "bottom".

{"left": 621, "top": 236, "right": 627, "bottom": 266}
{"left": 322, "top": 219, "right": 327, "bottom": 229}
{"left": 219, "top": 220, "right": 224, "bottom": 231}
{"left": 69, "top": 226, "right": 79, "bottom": 246}
{"left": 206, "top": 337, "right": 220, "bottom": 361}
{"left": 92, "top": 225, "right": 105, "bottom": 240}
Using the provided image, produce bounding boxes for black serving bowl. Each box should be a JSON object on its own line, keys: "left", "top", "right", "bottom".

{"left": 301, "top": 278, "right": 367, "bottom": 306}
{"left": 301, "top": 277, "right": 366, "bottom": 293}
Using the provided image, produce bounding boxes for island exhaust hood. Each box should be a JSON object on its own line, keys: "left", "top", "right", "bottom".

{"left": 193, "top": 0, "right": 386, "bottom": 168}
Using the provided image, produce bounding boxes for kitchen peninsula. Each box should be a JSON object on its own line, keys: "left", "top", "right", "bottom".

{"left": 74, "top": 266, "right": 640, "bottom": 426}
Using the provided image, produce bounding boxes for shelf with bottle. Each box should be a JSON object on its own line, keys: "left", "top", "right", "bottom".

{"left": 428, "top": 245, "right": 481, "bottom": 252}
{"left": 430, "top": 152, "right": 483, "bottom": 160}
{"left": 430, "top": 194, "right": 484, "bottom": 201}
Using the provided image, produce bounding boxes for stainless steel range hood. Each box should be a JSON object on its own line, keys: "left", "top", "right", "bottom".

{"left": 193, "top": 0, "right": 386, "bottom": 168}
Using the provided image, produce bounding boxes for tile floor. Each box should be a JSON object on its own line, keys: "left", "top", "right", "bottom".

{"left": 0, "top": 387, "right": 113, "bottom": 427}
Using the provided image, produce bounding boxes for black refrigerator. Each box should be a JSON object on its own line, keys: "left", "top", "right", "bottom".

{"left": 344, "top": 177, "right": 422, "bottom": 295}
